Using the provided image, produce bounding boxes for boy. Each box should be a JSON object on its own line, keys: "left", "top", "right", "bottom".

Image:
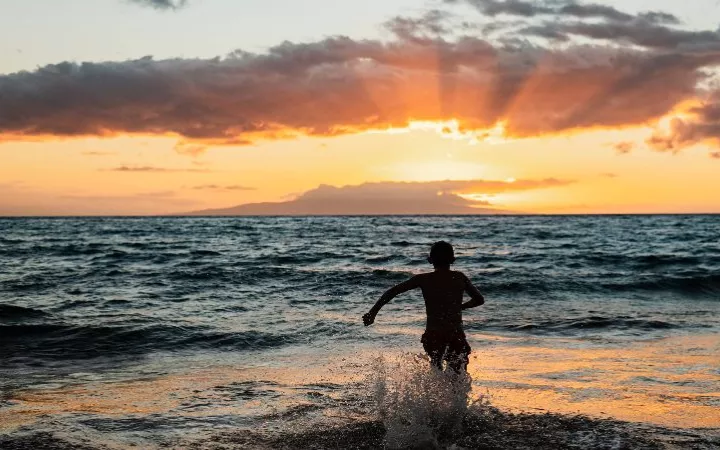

{"left": 362, "top": 241, "right": 485, "bottom": 373}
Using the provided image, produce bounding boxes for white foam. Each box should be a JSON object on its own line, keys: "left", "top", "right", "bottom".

{"left": 367, "top": 353, "right": 483, "bottom": 449}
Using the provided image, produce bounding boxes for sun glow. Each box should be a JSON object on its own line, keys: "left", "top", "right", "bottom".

{"left": 369, "top": 119, "right": 509, "bottom": 145}
{"left": 457, "top": 192, "right": 521, "bottom": 209}
{"left": 387, "top": 161, "right": 490, "bottom": 182}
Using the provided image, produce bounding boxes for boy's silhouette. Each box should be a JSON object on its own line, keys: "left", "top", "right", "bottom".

{"left": 363, "top": 241, "right": 484, "bottom": 373}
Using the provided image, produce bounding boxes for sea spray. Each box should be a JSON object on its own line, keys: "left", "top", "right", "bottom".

{"left": 368, "top": 353, "right": 480, "bottom": 449}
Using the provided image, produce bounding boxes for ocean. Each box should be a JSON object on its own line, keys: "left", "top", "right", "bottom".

{"left": 1, "top": 216, "right": 719, "bottom": 449}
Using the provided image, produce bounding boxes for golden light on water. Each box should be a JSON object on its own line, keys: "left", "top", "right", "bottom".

{"left": 467, "top": 333, "right": 720, "bottom": 428}
{"left": 2, "top": 334, "right": 717, "bottom": 433}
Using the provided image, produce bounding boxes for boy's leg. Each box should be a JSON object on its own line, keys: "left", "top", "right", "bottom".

{"left": 446, "top": 351, "right": 469, "bottom": 374}
{"left": 446, "top": 333, "right": 471, "bottom": 374}
{"left": 422, "top": 332, "right": 445, "bottom": 370}
{"left": 427, "top": 348, "right": 444, "bottom": 370}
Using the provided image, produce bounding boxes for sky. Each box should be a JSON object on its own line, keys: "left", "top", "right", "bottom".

{"left": 2, "top": 0, "right": 720, "bottom": 215}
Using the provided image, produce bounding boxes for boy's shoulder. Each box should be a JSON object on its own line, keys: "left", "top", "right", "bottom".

{"left": 414, "top": 270, "right": 468, "bottom": 280}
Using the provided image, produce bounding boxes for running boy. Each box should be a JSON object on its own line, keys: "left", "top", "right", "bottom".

{"left": 362, "top": 241, "right": 484, "bottom": 373}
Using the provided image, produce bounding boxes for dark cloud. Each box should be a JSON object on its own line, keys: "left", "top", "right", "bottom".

{"left": 535, "top": 22, "right": 720, "bottom": 50}
{"left": 104, "top": 166, "right": 210, "bottom": 173}
{"left": 450, "top": 1, "right": 713, "bottom": 51}
{"left": 558, "top": 3, "right": 633, "bottom": 22}
{"left": 451, "top": 0, "right": 679, "bottom": 24}
{"left": 0, "top": 1, "right": 718, "bottom": 151}
{"left": 128, "top": 0, "right": 188, "bottom": 10}
{"left": 0, "top": 39, "right": 714, "bottom": 144}
{"left": 457, "top": 0, "right": 553, "bottom": 18}
{"left": 384, "top": 9, "right": 452, "bottom": 40}
{"left": 192, "top": 184, "right": 256, "bottom": 191}
{"left": 711, "top": 151, "right": 720, "bottom": 159}
{"left": 638, "top": 12, "right": 681, "bottom": 26}
{"left": 182, "top": 178, "right": 572, "bottom": 215}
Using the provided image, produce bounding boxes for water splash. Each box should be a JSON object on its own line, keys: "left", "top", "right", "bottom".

{"left": 368, "top": 353, "right": 484, "bottom": 449}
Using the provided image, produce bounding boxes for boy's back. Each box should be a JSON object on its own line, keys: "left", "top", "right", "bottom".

{"left": 363, "top": 242, "right": 485, "bottom": 373}
{"left": 409, "top": 270, "right": 481, "bottom": 332}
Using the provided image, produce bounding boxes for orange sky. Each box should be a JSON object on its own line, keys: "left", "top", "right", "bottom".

{"left": 1, "top": 121, "right": 718, "bottom": 215}
{"left": 2, "top": 0, "right": 720, "bottom": 215}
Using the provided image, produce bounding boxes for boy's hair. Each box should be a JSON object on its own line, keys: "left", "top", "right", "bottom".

{"left": 428, "top": 241, "right": 455, "bottom": 266}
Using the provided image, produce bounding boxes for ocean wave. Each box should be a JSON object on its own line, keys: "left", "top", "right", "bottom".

{"left": 0, "top": 304, "right": 48, "bottom": 320}
{"left": 585, "top": 252, "right": 710, "bottom": 268}
{"left": 502, "top": 316, "right": 679, "bottom": 333}
{"left": 467, "top": 271, "right": 720, "bottom": 298}
{"left": 602, "top": 273, "right": 720, "bottom": 295}
{"left": 0, "top": 323, "right": 295, "bottom": 361}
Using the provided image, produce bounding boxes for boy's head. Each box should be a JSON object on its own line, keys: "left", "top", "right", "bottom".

{"left": 428, "top": 241, "right": 455, "bottom": 267}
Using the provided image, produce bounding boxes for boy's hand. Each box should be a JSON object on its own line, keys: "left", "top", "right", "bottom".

{"left": 362, "top": 312, "right": 375, "bottom": 326}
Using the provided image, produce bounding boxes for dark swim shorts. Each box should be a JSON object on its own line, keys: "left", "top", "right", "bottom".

{"left": 421, "top": 328, "right": 471, "bottom": 362}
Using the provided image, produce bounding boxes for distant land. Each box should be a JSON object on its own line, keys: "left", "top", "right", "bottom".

{"left": 179, "top": 182, "right": 518, "bottom": 216}
{"left": 180, "top": 200, "right": 514, "bottom": 216}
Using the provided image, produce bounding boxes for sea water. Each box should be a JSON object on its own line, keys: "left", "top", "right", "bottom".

{"left": 1, "top": 216, "right": 718, "bottom": 448}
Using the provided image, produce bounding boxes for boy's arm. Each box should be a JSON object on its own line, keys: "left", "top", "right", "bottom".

{"left": 461, "top": 273, "right": 485, "bottom": 310}
{"left": 363, "top": 276, "right": 421, "bottom": 326}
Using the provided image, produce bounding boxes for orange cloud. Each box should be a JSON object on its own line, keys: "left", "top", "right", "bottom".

{"left": 191, "top": 184, "right": 255, "bottom": 191}
{"left": 612, "top": 141, "right": 635, "bottom": 154}
{"left": 1, "top": 1, "right": 718, "bottom": 149}
{"left": 647, "top": 94, "right": 720, "bottom": 153}
{"left": 103, "top": 166, "right": 212, "bottom": 173}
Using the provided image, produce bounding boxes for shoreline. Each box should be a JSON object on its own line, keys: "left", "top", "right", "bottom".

{"left": 2, "top": 407, "right": 718, "bottom": 449}
{"left": 1, "top": 333, "right": 718, "bottom": 448}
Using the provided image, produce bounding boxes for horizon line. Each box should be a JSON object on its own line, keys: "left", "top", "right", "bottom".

{"left": 1, "top": 213, "right": 720, "bottom": 218}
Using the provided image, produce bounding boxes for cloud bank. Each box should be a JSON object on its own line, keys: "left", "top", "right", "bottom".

{"left": 128, "top": 0, "right": 188, "bottom": 10}
{"left": 183, "top": 178, "right": 572, "bottom": 215}
{"left": 104, "top": 166, "right": 211, "bottom": 173}
{"left": 1, "top": 0, "right": 720, "bottom": 153}
{"left": 191, "top": 184, "right": 256, "bottom": 191}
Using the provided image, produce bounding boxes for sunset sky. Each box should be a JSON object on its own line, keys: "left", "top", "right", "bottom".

{"left": 2, "top": 0, "right": 720, "bottom": 215}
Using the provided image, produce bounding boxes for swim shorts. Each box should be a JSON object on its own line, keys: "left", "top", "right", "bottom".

{"left": 421, "top": 328, "right": 471, "bottom": 362}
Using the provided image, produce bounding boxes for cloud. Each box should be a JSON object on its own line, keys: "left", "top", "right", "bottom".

{"left": 524, "top": 21, "right": 720, "bottom": 50}
{"left": 59, "top": 190, "right": 179, "bottom": 201}
{"left": 0, "top": 1, "right": 719, "bottom": 151}
{"left": 612, "top": 141, "right": 635, "bottom": 154}
{"left": 646, "top": 94, "right": 720, "bottom": 152}
{"left": 0, "top": 41, "right": 711, "bottom": 144}
{"left": 128, "top": 0, "right": 188, "bottom": 10}
{"left": 449, "top": 1, "right": 714, "bottom": 51}
{"left": 599, "top": 172, "right": 617, "bottom": 178}
{"left": 191, "top": 184, "right": 256, "bottom": 191}
{"left": 449, "top": 0, "right": 679, "bottom": 24}
{"left": 82, "top": 151, "right": 116, "bottom": 156}
{"left": 182, "top": 178, "right": 573, "bottom": 215}
{"left": 104, "top": 165, "right": 211, "bottom": 172}
{"left": 174, "top": 142, "right": 207, "bottom": 156}
{"left": 711, "top": 151, "right": 720, "bottom": 159}
{"left": 0, "top": 184, "right": 199, "bottom": 216}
